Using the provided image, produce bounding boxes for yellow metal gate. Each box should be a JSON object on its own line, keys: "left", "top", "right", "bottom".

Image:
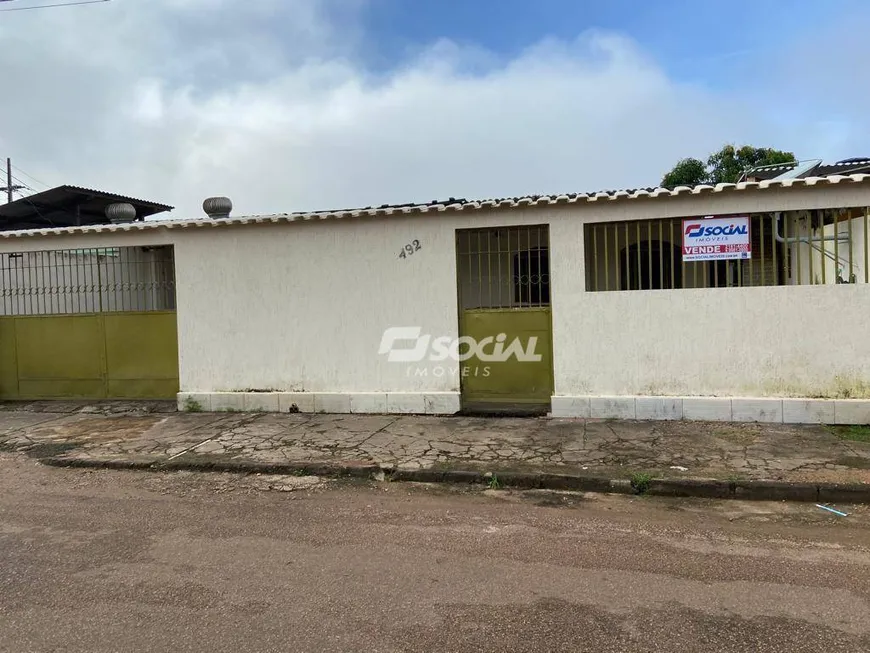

{"left": 455, "top": 225, "right": 554, "bottom": 414}
{"left": 0, "top": 246, "right": 179, "bottom": 400}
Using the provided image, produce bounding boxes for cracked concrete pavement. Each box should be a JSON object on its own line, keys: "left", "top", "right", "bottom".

{"left": 1, "top": 401, "right": 869, "bottom": 484}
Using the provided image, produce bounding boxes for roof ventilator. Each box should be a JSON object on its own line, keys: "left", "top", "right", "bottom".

{"left": 105, "top": 202, "right": 137, "bottom": 224}
{"left": 203, "top": 196, "right": 232, "bottom": 220}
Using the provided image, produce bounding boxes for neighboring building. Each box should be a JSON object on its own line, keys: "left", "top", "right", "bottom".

{"left": 1, "top": 175, "right": 869, "bottom": 424}
{"left": 0, "top": 186, "right": 176, "bottom": 398}
{"left": 0, "top": 185, "right": 173, "bottom": 231}
{"left": 742, "top": 157, "right": 870, "bottom": 183}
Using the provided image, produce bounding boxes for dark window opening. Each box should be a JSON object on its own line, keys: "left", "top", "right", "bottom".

{"left": 619, "top": 241, "right": 682, "bottom": 290}
{"left": 513, "top": 248, "right": 550, "bottom": 305}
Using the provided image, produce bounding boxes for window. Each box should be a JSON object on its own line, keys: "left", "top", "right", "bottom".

{"left": 584, "top": 208, "right": 870, "bottom": 291}
{"left": 619, "top": 240, "right": 681, "bottom": 290}
{"left": 456, "top": 225, "right": 550, "bottom": 309}
{"left": 513, "top": 248, "right": 550, "bottom": 304}
{"left": 0, "top": 246, "right": 176, "bottom": 316}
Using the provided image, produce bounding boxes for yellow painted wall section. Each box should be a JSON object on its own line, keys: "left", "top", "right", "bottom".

{"left": 0, "top": 312, "right": 178, "bottom": 400}
{"left": 459, "top": 308, "right": 553, "bottom": 407}
{"left": 0, "top": 318, "right": 18, "bottom": 398}
{"left": 104, "top": 312, "right": 179, "bottom": 398}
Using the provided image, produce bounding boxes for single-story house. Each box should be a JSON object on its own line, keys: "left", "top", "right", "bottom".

{"left": 1, "top": 173, "right": 869, "bottom": 424}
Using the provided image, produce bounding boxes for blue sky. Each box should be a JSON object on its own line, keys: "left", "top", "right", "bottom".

{"left": 360, "top": 0, "right": 843, "bottom": 85}
{"left": 2, "top": 0, "right": 870, "bottom": 215}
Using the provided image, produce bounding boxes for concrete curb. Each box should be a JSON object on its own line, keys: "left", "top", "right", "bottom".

{"left": 38, "top": 456, "right": 870, "bottom": 503}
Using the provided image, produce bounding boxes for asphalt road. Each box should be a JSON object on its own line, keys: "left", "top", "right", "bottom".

{"left": 0, "top": 453, "right": 868, "bottom": 652}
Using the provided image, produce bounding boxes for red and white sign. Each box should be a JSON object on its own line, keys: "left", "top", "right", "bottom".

{"left": 682, "top": 216, "right": 751, "bottom": 262}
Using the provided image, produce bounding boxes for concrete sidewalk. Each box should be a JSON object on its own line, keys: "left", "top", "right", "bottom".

{"left": 1, "top": 401, "right": 869, "bottom": 500}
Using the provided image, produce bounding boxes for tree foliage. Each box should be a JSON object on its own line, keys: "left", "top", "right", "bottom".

{"left": 660, "top": 157, "right": 707, "bottom": 189}
{"left": 660, "top": 145, "right": 797, "bottom": 188}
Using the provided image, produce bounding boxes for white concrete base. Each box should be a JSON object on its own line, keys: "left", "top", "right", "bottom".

{"left": 550, "top": 396, "right": 590, "bottom": 418}
{"left": 278, "top": 393, "right": 315, "bottom": 413}
{"left": 210, "top": 392, "right": 245, "bottom": 412}
{"left": 314, "top": 393, "right": 351, "bottom": 414}
{"left": 243, "top": 392, "right": 280, "bottom": 413}
{"left": 731, "top": 398, "right": 783, "bottom": 423}
{"left": 781, "top": 399, "right": 835, "bottom": 424}
{"left": 177, "top": 392, "right": 460, "bottom": 415}
{"left": 177, "top": 392, "right": 869, "bottom": 424}
{"left": 590, "top": 396, "right": 636, "bottom": 419}
{"left": 682, "top": 398, "right": 732, "bottom": 422}
{"left": 386, "top": 393, "right": 426, "bottom": 414}
{"left": 550, "top": 396, "right": 870, "bottom": 425}
{"left": 349, "top": 393, "right": 388, "bottom": 414}
{"left": 636, "top": 397, "right": 683, "bottom": 421}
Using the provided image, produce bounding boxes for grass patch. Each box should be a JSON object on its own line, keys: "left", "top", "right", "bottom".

{"left": 487, "top": 473, "right": 502, "bottom": 490}
{"left": 183, "top": 397, "right": 203, "bottom": 412}
{"left": 827, "top": 425, "right": 870, "bottom": 443}
{"left": 629, "top": 472, "right": 653, "bottom": 495}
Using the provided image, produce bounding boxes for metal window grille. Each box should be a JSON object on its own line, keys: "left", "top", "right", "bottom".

{"left": 584, "top": 208, "right": 870, "bottom": 291}
{"left": 457, "top": 225, "right": 550, "bottom": 309}
{"left": 0, "top": 245, "right": 176, "bottom": 316}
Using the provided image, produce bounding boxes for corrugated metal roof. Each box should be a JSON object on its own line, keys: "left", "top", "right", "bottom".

{"left": 61, "top": 185, "right": 173, "bottom": 211}
{"left": 0, "top": 185, "right": 172, "bottom": 218}
{"left": 750, "top": 160, "right": 870, "bottom": 180}
{"left": 0, "top": 184, "right": 173, "bottom": 232}
{"left": 2, "top": 173, "right": 869, "bottom": 240}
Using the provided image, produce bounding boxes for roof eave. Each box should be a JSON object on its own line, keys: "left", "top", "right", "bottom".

{"left": 2, "top": 173, "right": 869, "bottom": 240}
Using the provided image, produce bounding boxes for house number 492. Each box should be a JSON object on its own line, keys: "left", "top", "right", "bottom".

{"left": 399, "top": 239, "right": 421, "bottom": 259}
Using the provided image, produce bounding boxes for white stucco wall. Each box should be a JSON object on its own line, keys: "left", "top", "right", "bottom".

{"left": 172, "top": 217, "right": 457, "bottom": 393}
{"left": 555, "top": 285, "right": 870, "bottom": 397}
{"left": 547, "top": 187, "right": 870, "bottom": 400}
{"left": 2, "top": 180, "right": 870, "bottom": 408}
{"left": 169, "top": 210, "right": 546, "bottom": 394}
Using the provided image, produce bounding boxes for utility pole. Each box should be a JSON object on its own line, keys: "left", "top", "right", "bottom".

{"left": 2, "top": 158, "right": 24, "bottom": 203}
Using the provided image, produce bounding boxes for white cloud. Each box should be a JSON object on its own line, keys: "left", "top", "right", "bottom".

{"left": 1, "top": 1, "right": 869, "bottom": 218}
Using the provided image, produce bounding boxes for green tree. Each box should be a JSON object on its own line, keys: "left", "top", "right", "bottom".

{"left": 660, "top": 144, "right": 797, "bottom": 188}
{"left": 660, "top": 157, "right": 707, "bottom": 189}
{"left": 706, "top": 145, "right": 796, "bottom": 184}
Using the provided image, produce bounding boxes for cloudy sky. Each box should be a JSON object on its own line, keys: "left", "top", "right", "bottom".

{"left": 1, "top": 0, "right": 869, "bottom": 217}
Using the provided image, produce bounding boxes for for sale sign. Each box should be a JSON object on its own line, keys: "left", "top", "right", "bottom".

{"left": 682, "top": 216, "right": 751, "bottom": 262}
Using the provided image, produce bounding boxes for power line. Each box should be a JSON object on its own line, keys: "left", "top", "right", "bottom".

{"left": 0, "top": 155, "right": 51, "bottom": 193}
{"left": 0, "top": 0, "right": 110, "bottom": 12}
{"left": 11, "top": 164, "right": 50, "bottom": 190}
{"left": 12, "top": 187, "right": 57, "bottom": 227}
{"left": 10, "top": 173, "right": 37, "bottom": 192}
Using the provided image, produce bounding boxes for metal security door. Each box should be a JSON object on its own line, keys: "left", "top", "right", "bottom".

{"left": 0, "top": 246, "right": 179, "bottom": 400}
{"left": 455, "top": 225, "right": 554, "bottom": 415}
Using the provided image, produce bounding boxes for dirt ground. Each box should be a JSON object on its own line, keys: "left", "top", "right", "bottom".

{"left": 0, "top": 452, "right": 868, "bottom": 652}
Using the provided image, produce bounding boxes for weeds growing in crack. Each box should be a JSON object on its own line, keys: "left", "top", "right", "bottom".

{"left": 629, "top": 472, "right": 652, "bottom": 495}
